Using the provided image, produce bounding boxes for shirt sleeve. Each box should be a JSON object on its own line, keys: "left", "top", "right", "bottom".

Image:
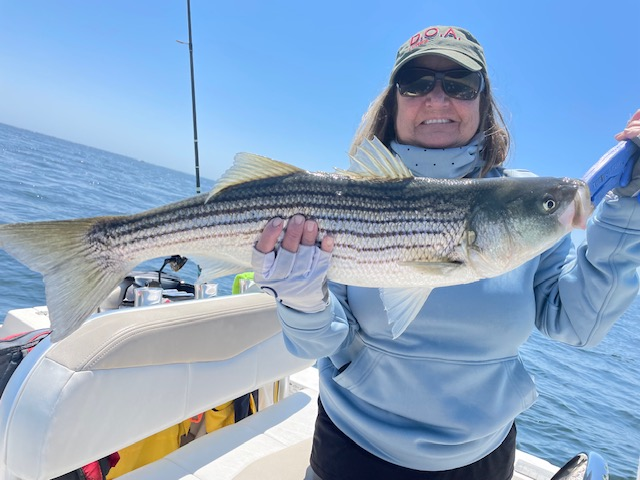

{"left": 534, "top": 193, "right": 640, "bottom": 346}
{"left": 275, "top": 281, "right": 359, "bottom": 359}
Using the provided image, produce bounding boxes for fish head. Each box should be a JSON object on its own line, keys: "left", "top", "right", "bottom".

{"left": 467, "top": 177, "right": 593, "bottom": 275}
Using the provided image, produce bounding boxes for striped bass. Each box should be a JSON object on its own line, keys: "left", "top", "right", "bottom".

{"left": 0, "top": 138, "right": 592, "bottom": 340}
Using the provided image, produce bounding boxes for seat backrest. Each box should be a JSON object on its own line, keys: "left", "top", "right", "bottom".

{"left": 0, "top": 293, "right": 312, "bottom": 480}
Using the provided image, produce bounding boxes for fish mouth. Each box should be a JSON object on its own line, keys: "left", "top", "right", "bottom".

{"left": 558, "top": 180, "right": 593, "bottom": 230}
{"left": 573, "top": 181, "right": 594, "bottom": 229}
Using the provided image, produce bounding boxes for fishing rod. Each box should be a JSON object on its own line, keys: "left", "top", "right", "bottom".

{"left": 177, "top": 0, "right": 201, "bottom": 194}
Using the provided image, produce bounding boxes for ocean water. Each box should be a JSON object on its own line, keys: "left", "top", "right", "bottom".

{"left": 0, "top": 123, "right": 638, "bottom": 479}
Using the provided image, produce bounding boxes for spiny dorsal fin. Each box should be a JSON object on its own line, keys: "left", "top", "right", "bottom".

{"left": 335, "top": 136, "right": 414, "bottom": 180}
{"left": 207, "top": 152, "right": 304, "bottom": 201}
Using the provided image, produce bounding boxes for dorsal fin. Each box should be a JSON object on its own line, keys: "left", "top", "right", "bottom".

{"left": 335, "top": 136, "right": 414, "bottom": 180}
{"left": 207, "top": 152, "right": 304, "bottom": 201}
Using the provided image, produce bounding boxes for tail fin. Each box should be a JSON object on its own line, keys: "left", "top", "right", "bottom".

{"left": 0, "top": 218, "right": 129, "bottom": 341}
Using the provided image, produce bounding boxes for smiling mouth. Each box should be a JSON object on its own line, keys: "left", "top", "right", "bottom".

{"left": 422, "top": 119, "right": 453, "bottom": 125}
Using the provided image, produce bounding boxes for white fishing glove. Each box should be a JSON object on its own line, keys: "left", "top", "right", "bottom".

{"left": 252, "top": 244, "right": 331, "bottom": 313}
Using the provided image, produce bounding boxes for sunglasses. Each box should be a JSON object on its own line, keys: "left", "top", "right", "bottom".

{"left": 395, "top": 68, "right": 485, "bottom": 101}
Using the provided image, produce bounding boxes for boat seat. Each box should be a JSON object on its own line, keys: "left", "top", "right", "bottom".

{"left": 0, "top": 293, "right": 314, "bottom": 480}
{"left": 118, "top": 387, "right": 318, "bottom": 480}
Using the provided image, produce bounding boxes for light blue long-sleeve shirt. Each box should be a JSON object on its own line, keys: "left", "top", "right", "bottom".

{"left": 276, "top": 168, "right": 640, "bottom": 471}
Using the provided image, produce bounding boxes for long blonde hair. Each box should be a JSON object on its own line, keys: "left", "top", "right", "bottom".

{"left": 349, "top": 74, "right": 511, "bottom": 177}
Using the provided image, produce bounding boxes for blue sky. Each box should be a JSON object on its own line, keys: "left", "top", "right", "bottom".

{"left": 1, "top": 1, "right": 639, "bottom": 182}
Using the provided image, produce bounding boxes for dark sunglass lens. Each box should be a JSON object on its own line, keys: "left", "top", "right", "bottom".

{"left": 442, "top": 71, "right": 482, "bottom": 100}
{"left": 396, "top": 69, "right": 436, "bottom": 97}
{"left": 399, "top": 77, "right": 436, "bottom": 96}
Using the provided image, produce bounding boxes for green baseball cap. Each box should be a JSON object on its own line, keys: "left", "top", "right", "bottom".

{"left": 389, "top": 26, "right": 487, "bottom": 84}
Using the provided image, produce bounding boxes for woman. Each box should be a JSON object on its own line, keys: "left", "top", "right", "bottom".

{"left": 252, "top": 25, "right": 640, "bottom": 480}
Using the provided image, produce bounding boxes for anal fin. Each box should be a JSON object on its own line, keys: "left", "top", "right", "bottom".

{"left": 379, "top": 287, "right": 433, "bottom": 339}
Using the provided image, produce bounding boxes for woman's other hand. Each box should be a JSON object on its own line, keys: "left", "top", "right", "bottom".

{"left": 614, "top": 109, "right": 640, "bottom": 197}
{"left": 614, "top": 109, "right": 640, "bottom": 143}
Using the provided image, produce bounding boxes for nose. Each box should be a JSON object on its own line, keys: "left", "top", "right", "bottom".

{"left": 424, "top": 81, "right": 448, "bottom": 103}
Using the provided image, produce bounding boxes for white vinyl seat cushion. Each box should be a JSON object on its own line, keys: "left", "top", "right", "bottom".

{"left": 119, "top": 388, "right": 318, "bottom": 480}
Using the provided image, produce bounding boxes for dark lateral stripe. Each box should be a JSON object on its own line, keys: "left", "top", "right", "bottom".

{"left": 104, "top": 200, "right": 467, "bottom": 233}
{"left": 93, "top": 218, "right": 464, "bottom": 254}
{"left": 133, "top": 197, "right": 466, "bottom": 223}
{"left": 89, "top": 175, "right": 471, "bottom": 249}
{"left": 92, "top": 206, "right": 466, "bottom": 249}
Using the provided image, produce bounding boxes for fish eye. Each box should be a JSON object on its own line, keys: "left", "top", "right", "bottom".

{"left": 542, "top": 196, "right": 557, "bottom": 212}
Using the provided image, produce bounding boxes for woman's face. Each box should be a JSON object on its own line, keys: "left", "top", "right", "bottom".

{"left": 394, "top": 55, "right": 481, "bottom": 149}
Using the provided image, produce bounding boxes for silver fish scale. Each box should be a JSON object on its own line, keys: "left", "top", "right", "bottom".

{"left": 86, "top": 173, "right": 477, "bottom": 282}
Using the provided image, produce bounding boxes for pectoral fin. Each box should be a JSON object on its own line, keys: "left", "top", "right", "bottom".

{"left": 191, "top": 256, "right": 246, "bottom": 284}
{"left": 398, "top": 260, "right": 464, "bottom": 276}
{"left": 379, "top": 287, "right": 433, "bottom": 339}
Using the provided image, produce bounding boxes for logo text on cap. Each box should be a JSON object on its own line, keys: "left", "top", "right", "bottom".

{"left": 409, "top": 27, "right": 460, "bottom": 49}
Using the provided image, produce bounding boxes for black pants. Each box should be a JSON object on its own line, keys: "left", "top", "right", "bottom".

{"left": 310, "top": 399, "right": 516, "bottom": 480}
